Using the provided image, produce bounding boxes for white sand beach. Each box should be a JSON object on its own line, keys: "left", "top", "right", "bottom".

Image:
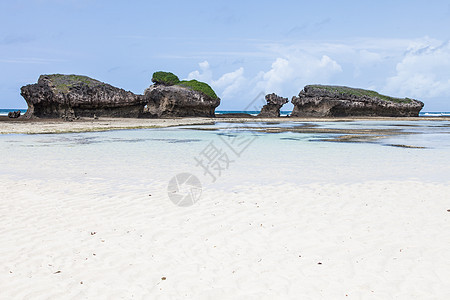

{"left": 1, "top": 177, "right": 449, "bottom": 299}
{"left": 1, "top": 120, "right": 450, "bottom": 299}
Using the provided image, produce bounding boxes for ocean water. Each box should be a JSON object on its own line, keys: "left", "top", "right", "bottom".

{"left": 1, "top": 108, "right": 449, "bottom": 117}
{"left": 215, "top": 111, "right": 450, "bottom": 117}
{"left": 0, "top": 109, "right": 27, "bottom": 116}
{"left": 421, "top": 112, "right": 450, "bottom": 117}
{"left": 1, "top": 120, "right": 449, "bottom": 193}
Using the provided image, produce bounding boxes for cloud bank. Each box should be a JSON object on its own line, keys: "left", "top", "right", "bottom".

{"left": 385, "top": 41, "right": 450, "bottom": 99}
{"left": 187, "top": 53, "right": 342, "bottom": 109}
{"left": 186, "top": 38, "right": 450, "bottom": 110}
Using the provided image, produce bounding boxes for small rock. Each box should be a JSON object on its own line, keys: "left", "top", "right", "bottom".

{"left": 161, "top": 277, "right": 166, "bottom": 280}
{"left": 257, "top": 93, "right": 288, "bottom": 118}
{"left": 8, "top": 110, "right": 21, "bottom": 118}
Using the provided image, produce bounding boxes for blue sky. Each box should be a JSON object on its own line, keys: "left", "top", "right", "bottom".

{"left": 1, "top": 0, "right": 450, "bottom": 111}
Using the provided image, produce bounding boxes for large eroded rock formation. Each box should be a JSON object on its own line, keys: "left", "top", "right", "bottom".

{"left": 21, "top": 74, "right": 144, "bottom": 118}
{"left": 291, "top": 85, "right": 424, "bottom": 117}
{"left": 257, "top": 93, "right": 288, "bottom": 117}
{"left": 142, "top": 72, "right": 220, "bottom": 117}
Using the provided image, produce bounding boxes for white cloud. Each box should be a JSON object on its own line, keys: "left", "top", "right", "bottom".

{"left": 187, "top": 53, "right": 342, "bottom": 105}
{"left": 185, "top": 37, "right": 450, "bottom": 110}
{"left": 352, "top": 49, "right": 383, "bottom": 78}
{"left": 385, "top": 41, "right": 450, "bottom": 98}
{"left": 358, "top": 50, "right": 383, "bottom": 65}
{"left": 319, "top": 55, "right": 342, "bottom": 71}
{"left": 186, "top": 61, "right": 246, "bottom": 99}
{"left": 254, "top": 54, "right": 342, "bottom": 96}
{"left": 212, "top": 67, "right": 245, "bottom": 97}
{"left": 187, "top": 60, "right": 213, "bottom": 82}
{"left": 186, "top": 53, "right": 342, "bottom": 110}
{"left": 254, "top": 58, "right": 292, "bottom": 95}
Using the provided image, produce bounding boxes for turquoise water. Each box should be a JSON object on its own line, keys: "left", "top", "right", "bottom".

{"left": 0, "top": 109, "right": 27, "bottom": 116}
{"left": 1, "top": 121, "right": 449, "bottom": 192}
{"left": 216, "top": 110, "right": 450, "bottom": 117}
{"left": 1, "top": 108, "right": 449, "bottom": 117}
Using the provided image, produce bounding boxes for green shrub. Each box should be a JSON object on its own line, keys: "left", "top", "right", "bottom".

{"left": 44, "top": 74, "right": 104, "bottom": 93}
{"left": 151, "top": 71, "right": 219, "bottom": 99}
{"left": 308, "top": 85, "right": 411, "bottom": 103}
{"left": 177, "top": 80, "right": 218, "bottom": 99}
{"left": 152, "top": 71, "right": 180, "bottom": 85}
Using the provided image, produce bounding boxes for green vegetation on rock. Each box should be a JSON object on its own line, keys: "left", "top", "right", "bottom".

{"left": 44, "top": 74, "right": 104, "bottom": 93}
{"left": 308, "top": 85, "right": 412, "bottom": 103}
{"left": 151, "top": 71, "right": 180, "bottom": 86}
{"left": 151, "top": 71, "right": 219, "bottom": 99}
{"left": 177, "top": 80, "right": 218, "bottom": 100}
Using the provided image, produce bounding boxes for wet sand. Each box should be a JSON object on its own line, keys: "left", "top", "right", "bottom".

{"left": 1, "top": 115, "right": 450, "bottom": 134}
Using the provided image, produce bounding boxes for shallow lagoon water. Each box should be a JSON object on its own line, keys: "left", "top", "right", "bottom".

{"left": 2, "top": 120, "right": 450, "bottom": 299}
{"left": 1, "top": 120, "right": 449, "bottom": 194}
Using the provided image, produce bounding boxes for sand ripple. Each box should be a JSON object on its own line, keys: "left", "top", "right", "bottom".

{"left": 1, "top": 176, "right": 450, "bottom": 298}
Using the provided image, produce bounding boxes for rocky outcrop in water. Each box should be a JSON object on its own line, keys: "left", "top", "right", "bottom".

{"left": 20, "top": 74, "right": 144, "bottom": 118}
{"left": 216, "top": 113, "right": 255, "bottom": 118}
{"left": 291, "top": 85, "right": 424, "bottom": 117}
{"left": 257, "top": 93, "right": 288, "bottom": 117}
{"left": 8, "top": 110, "right": 21, "bottom": 118}
{"left": 142, "top": 72, "right": 220, "bottom": 117}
